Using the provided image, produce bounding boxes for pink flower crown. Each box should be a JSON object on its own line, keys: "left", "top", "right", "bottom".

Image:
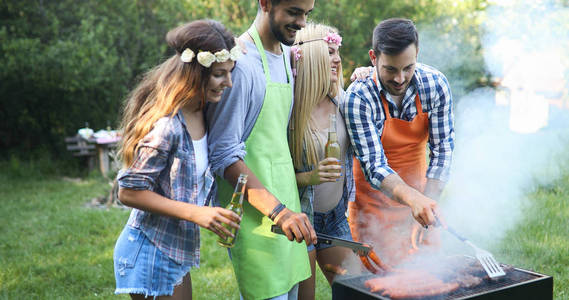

{"left": 291, "top": 32, "right": 342, "bottom": 62}
{"left": 323, "top": 32, "right": 342, "bottom": 46}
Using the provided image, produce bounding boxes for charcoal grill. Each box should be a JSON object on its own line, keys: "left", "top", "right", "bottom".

{"left": 332, "top": 266, "right": 552, "bottom": 300}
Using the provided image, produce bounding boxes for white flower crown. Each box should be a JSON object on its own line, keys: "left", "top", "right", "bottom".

{"left": 180, "top": 45, "right": 241, "bottom": 67}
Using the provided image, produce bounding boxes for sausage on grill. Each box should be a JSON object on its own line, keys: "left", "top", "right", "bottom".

{"left": 364, "top": 269, "right": 460, "bottom": 298}
{"left": 359, "top": 255, "right": 379, "bottom": 274}
{"left": 368, "top": 250, "right": 392, "bottom": 272}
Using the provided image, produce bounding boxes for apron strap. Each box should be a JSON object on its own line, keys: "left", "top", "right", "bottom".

{"left": 248, "top": 25, "right": 292, "bottom": 84}
{"left": 373, "top": 71, "right": 392, "bottom": 120}
{"left": 374, "top": 71, "right": 422, "bottom": 119}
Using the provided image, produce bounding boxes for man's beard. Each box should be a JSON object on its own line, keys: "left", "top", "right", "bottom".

{"left": 380, "top": 78, "right": 408, "bottom": 96}
{"left": 268, "top": 9, "right": 297, "bottom": 46}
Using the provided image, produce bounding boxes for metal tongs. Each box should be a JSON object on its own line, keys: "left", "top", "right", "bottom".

{"left": 435, "top": 216, "right": 506, "bottom": 279}
{"left": 270, "top": 225, "right": 371, "bottom": 255}
{"left": 270, "top": 225, "right": 391, "bottom": 273}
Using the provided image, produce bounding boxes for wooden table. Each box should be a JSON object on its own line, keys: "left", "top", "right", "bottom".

{"left": 89, "top": 136, "right": 121, "bottom": 177}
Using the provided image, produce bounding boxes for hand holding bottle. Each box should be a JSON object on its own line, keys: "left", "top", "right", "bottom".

{"left": 307, "top": 157, "right": 342, "bottom": 185}
{"left": 193, "top": 206, "right": 241, "bottom": 240}
{"left": 308, "top": 112, "right": 343, "bottom": 185}
{"left": 218, "top": 173, "right": 248, "bottom": 247}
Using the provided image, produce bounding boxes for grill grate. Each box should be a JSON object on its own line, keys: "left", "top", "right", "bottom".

{"left": 332, "top": 267, "right": 553, "bottom": 300}
{"left": 445, "top": 268, "right": 541, "bottom": 299}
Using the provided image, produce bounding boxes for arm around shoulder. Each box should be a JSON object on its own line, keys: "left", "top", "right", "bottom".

{"left": 207, "top": 65, "right": 252, "bottom": 177}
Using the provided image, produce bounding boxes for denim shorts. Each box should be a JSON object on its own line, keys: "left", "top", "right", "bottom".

{"left": 308, "top": 200, "right": 353, "bottom": 252}
{"left": 114, "top": 226, "right": 192, "bottom": 297}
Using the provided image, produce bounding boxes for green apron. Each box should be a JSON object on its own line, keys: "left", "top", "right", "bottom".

{"left": 216, "top": 26, "right": 310, "bottom": 299}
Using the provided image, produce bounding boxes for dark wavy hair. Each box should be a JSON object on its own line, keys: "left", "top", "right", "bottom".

{"left": 372, "top": 18, "right": 419, "bottom": 56}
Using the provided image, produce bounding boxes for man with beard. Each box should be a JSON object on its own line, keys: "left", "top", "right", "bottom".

{"left": 207, "top": 0, "right": 316, "bottom": 299}
{"left": 342, "top": 18, "right": 455, "bottom": 266}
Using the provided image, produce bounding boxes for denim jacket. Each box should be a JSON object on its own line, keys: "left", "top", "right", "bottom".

{"left": 295, "top": 92, "right": 355, "bottom": 223}
{"left": 117, "top": 111, "right": 215, "bottom": 266}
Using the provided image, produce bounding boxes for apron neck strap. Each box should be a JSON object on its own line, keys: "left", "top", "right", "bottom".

{"left": 374, "top": 70, "right": 421, "bottom": 117}
{"left": 373, "top": 71, "right": 391, "bottom": 119}
{"left": 248, "top": 25, "right": 291, "bottom": 83}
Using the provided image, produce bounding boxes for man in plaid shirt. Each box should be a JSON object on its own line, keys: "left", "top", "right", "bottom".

{"left": 342, "top": 18, "right": 455, "bottom": 265}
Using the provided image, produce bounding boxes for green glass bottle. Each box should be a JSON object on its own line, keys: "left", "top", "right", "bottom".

{"left": 325, "top": 113, "right": 341, "bottom": 162}
{"left": 217, "top": 173, "right": 247, "bottom": 248}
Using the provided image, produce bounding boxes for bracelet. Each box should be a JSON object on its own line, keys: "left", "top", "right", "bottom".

{"left": 269, "top": 203, "right": 286, "bottom": 221}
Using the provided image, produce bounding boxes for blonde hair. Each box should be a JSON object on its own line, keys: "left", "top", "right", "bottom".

{"left": 289, "top": 23, "right": 344, "bottom": 169}
{"left": 118, "top": 20, "right": 235, "bottom": 167}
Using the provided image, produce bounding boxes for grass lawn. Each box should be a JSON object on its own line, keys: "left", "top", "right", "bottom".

{"left": 494, "top": 178, "right": 569, "bottom": 299}
{"left": 0, "top": 164, "right": 567, "bottom": 299}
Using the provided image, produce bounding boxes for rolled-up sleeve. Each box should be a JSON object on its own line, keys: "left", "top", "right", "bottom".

{"left": 427, "top": 73, "right": 454, "bottom": 182}
{"left": 117, "top": 119, "right": 174, "bottom": 191}
{"left": 207, "top": 66, "right": 250, "bottom": 177}
{"left": 342, "top": 88, "right": 395, "bottom": 190}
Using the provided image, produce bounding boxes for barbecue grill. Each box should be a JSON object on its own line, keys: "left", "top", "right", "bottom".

{"left": 332, "top": 266, "right": 553, "bottom": 299}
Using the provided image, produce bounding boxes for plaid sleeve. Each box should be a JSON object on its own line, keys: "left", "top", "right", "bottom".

{"left": 117, "top": 118, "right": 174, "bottom": 191}
{"left": 342, "top": 85, "right": 395, "bottom": 190}
{"left": 426, "top": 73, "right": 454, "bottom": 182}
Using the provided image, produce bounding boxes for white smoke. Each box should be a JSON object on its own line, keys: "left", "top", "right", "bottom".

{"left": 342, "top": 1, "right": 569, "bottom": 275}
{"left": 439, "top": 0, "right": 569, "bottom": 253}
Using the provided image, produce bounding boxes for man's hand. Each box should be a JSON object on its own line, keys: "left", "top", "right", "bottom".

{"left": 274, "top": 208, "right": 317, "bottom": 245}
{"left": 382, "top": 174, "right": 438, "bottom": 227}
{"left": 407, "top": 191, "right": 438, "bottom": 227}
{"left": 224, "top": 161, "right": 316, "bottom": 244}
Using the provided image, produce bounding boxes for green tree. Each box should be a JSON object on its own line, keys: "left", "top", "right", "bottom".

{"left": 0, "top": 0, "right": 490, "bottom": 158}
{"left": 0, "top": 0, "right": 185, "bottom": 156}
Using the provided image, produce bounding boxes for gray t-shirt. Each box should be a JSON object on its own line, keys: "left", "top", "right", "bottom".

{"left": 206, "top": 39, "right": 293, "bottom": 177}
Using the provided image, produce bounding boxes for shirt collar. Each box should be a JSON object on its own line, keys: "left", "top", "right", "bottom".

{"left": 374, "top": 68, "right": 419, "bottom": 104}
{"left": 175, "top": 110, "right": 190, "bottom": 133}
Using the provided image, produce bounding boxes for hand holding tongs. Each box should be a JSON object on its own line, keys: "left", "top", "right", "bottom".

{"left": 271, "top": 225, "right": 391, "bottom": 273}
{"left": 270, "top": 225, "right": 370, "bottom": 254}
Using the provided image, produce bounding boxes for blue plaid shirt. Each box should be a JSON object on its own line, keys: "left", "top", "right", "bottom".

{"left": 341, "top": 63, "right": 454, "bottom": 190}
{"left": 117, "top": 111, "right": 215, "bottom": 265}
{"left": 296, "top": 92, "right": 355, "bottom": 223}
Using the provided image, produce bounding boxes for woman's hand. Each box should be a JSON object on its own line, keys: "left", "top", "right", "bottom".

{"left": 235, "top": 37, "right": 248, "bottom": 54}
{"left": 307, "top": 157, "right": 343, "bottom": 185}
{"left": 350, "top": 66, "right": 374, "bottom": 82}
{"left": 192, "top": 206, "right": 241, "bottom": 240}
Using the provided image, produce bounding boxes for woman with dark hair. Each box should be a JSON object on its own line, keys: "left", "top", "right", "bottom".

{"left": 113, "top": 19, "right": 242, "bottom": 299}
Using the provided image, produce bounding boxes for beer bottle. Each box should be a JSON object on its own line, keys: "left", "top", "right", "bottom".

{"left": 218, "top": 173, "right": 248, "bottom": 248}
{"left": 324, "top": 113, "right": 341, "bottom": 162}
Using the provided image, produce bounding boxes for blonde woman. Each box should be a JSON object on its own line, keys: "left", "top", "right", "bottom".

{"left": 289, "top": 23, "right": 360, "bottom": 299}
{"left": 113, "top": 20, "right": 242, "bottom": 299}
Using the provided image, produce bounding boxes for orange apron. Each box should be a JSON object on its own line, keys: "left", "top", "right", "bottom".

{"left": 349, "top": 73, "right": 429, "bottom": 266}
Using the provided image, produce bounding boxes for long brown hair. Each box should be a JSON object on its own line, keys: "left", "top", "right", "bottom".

{"left": 118, "top": 19, "right": 235, "bottom": 167}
